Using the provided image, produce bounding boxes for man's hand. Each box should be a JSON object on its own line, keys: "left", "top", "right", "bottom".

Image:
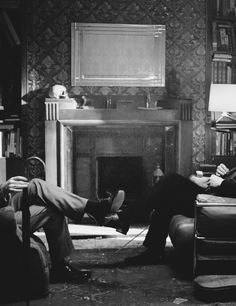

{"left": 216, "top": 163, "right": 229, "bottom": 177}
{"left": 2, "top": 176, "right": 29, "bottom": 196}
{"left": 189, "top": 175, "right": 210, "bottom": 189}
{"left": 209, "top": 174, "right": 224, "bottom": 188}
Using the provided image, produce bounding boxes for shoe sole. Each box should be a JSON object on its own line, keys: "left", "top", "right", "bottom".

{"left": 111, "top": 190, "right": 125, "bottom": 213}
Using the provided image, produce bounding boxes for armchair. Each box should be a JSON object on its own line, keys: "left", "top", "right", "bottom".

{"left": 193, "top": 193, "right": 236, "bottom": 302}
{"left": 0, "top": 205, "right": 50, "bottom": 303}
{"left": 169, "top": 193, "right": 236, "bottom": 302}
{"left": 0, "top": 156, "right": 49, "bottom": 303}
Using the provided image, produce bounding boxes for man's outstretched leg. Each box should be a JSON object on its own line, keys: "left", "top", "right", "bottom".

{"left": 12, "top": 178, "right": 125, "bottom": 225}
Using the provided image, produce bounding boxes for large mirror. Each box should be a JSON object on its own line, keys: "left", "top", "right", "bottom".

{"left": 71, "top": 23, "right": 165, "bottom": 87}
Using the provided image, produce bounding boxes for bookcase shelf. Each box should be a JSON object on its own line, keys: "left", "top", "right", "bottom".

{"left": 0, "top": 121, "right": 23, "bottom": 184}
{"left": 0, "top": 4, "right": 23, "bottom": 180}
{"left": 212, "top": 127, "right": 236, "bottom": 155}
{"left": 207, "top": 0, "right": 236, "bottom": 167}
{"left": 210, "top": 0, "right": 236, "bottom": 84}
{"left": 0, "top": 122, "right": 22, "bottom": 158}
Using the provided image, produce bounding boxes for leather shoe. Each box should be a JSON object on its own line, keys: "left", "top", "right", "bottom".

{"left": 50, "top": 263, "right": 91, "bottom": 284}
{"left": 105, "top": 190, "right": 125, "bottom": 213}
{"left": 103, "top": 210, "right": 130, "bottom": 235}
{"left": 124, "top": 250, "right": 164, "bottom": 266}
{"left": 93, "top": 190, "right": 125, "bottom": 225}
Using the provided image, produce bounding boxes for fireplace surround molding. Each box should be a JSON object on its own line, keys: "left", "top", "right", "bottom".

{"left": 44, "top": 99, "right": 193, "bottom": 193}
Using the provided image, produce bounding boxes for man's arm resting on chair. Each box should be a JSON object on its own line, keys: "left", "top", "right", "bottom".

{"left": 0, "top": 176, "right": 29, "bottom": 208}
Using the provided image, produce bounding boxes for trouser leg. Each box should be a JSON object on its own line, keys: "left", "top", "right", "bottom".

{"left": 11, "top": 179, "right": 81, "bottom": 265}
{"left": 14, "top": 205, "right": 74, "bottom": 266}
{"left": 143, "top": 173, "right": 203, "bottom": 252}
{"left": 11, "top": 178, "right": 112, "bottom": 265}
{"left": 143, "top": 209, "right": 173, "bottom": 253}
{"left": 11, "top": 178, "right": 88, "bottom": 221}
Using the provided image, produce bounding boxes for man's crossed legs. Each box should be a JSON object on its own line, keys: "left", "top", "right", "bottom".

{"left": 11, "top": 178, "right": 125, "bottom": 283}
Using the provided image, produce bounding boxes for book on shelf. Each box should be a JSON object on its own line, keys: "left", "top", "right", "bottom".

{"left": 0, "top": 131, "right": 3, "bottom": 158}
{"left": 213, "top": 121, "right": 236, "bottom": 129}
{"left": 212, "top": 21, "right": 236, "bottom": 53}
{"left": 211, "top": 60, "right": 232, "bottom": 83}
{"left": 213, "top": 52, "right": 232, "bottom": 61}
{"left": 231, "top": 62, "right": 236, "bottom": 82}
{"left": 0, "top": 124, "right": 15, "bottom": 130}
{"left": 0, "top": 127, "right": 22, "bottom": 158}
{"left": 214, "top": 129, "right": 236, "bottom": 155}
{"left": 4, "top": 117, "right": 20, "bottom": 122}
{"left": 215, "top": 0, "right": 236, "bottom": 17}
{"left": 227, "top": 64, "right": 232, "bottom": 82}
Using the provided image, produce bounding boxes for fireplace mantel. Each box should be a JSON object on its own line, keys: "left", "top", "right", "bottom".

{"left": 45, "top": 100, "right": 192, "bottom": 192}
{"left": 45, "top": 101, "right": 179, "bottom": 124}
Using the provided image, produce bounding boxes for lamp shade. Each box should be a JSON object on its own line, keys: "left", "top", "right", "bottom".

{"left": 208, "top": 84, "right": 236, "bottom": 112}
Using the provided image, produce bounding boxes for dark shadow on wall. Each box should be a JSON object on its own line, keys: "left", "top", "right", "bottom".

{"left": 21, "top": 88, "right": 48, "bottom": 160}
{"left": 165, "top": 69, "right": 181, "bottom": 98}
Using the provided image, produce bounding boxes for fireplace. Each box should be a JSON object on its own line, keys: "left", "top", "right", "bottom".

{"left": 44, "top": 106, "right": 193, "bottom": 211}
{"left": 97, "top": 156, "right": 143, "bottom": 200}
{"left": 72, "top": 123, "right": 177, "bottom": 207}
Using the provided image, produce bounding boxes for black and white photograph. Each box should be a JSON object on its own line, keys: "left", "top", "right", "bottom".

{"left": 1, "top": 0, "right": 236, "bottom": 305}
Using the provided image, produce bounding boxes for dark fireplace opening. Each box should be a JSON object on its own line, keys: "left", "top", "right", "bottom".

{"left": 97, "top": 156, "right": 143, "bottom": 202}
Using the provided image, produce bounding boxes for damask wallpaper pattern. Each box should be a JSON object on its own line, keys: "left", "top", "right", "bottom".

{"left": 24, "top": 0, "right": 206, "bottom": 168}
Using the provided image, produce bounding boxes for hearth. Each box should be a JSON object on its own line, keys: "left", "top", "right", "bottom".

{"left": 97, "top": 156, "right": 143, "bottom": 200}
{"left": 72, "top": 124, "right": 172, "bottom": 203}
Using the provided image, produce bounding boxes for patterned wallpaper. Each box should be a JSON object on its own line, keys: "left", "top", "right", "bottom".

{"left": 24, "top": 0, "right": 206, "bottom": 168}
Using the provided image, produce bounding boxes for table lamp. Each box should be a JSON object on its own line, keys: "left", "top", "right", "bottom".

{"left": 208, "top": 83, "right": 236, "bottom": 122}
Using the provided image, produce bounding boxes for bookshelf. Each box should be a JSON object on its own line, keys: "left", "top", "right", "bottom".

{"left": 0, "top": 2, "right": 23, "bottom": 182}
{"left": 207, "top": 0, "right": 236, "bottom": 168}
{"left": 0, "top": 123, "right": 22, "bottom": 158}
{"left": 211, "top": 3, "right": 236, "bottom": 85}
{"left": 0, "top": 120, "right": 23, "bottom": 184}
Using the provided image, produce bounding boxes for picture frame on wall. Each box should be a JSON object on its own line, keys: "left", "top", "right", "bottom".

{"left": 71, "top": 23, "right": 166, "bottom": 87}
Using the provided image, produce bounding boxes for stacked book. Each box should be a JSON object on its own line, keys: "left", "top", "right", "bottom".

{"left": 212, "top": 21, "right": 236, "bottom": 53}
{"left": 211, "top": 53, "right": 236, "bottom": 84}
{"left": 212, "top": 121, "right": 236, "bottom": 155}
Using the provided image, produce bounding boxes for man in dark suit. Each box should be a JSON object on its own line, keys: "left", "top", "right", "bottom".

{"left": 0, "top": 176, "right": 125, "bottom": 283}
{"left": 125, "top": 163, "right": 236, "bottom": 265}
